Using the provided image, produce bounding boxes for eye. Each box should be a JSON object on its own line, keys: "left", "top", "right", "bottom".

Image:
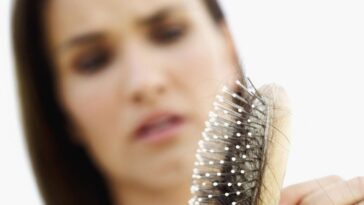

{"left": 73, "top": 46, "right": 114, "bottom": 75}
{"left": 150, "top": 23, "right": 188, "bottom": 45}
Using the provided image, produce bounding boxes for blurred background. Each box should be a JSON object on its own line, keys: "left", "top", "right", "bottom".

{"left": 1, "top": 0, "right": 364, "bottom": 204}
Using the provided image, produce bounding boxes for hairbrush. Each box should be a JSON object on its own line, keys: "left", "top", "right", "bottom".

{"left": 189, "top": 79, "right": 291, "bottom": 205}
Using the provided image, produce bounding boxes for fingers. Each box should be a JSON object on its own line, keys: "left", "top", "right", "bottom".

{"left": 279, "top": 175, "right": 342, "bottom": 204}
{"left": 257, "top": 84, "right": 292, "bottom": 205}
{"left": 280, "top": 176, "right": 364, "bottom": 205}
{"left": 300, "top": 176, "right": 364, "bottom": 205}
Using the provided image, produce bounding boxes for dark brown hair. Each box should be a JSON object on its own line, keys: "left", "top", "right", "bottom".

{"left": 12, "top": 0, "right": 226, "bottom": 204}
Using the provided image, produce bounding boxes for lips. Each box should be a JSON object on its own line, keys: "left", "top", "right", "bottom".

{"left": 134, "top": 112, "right": 185, "bottom": 143}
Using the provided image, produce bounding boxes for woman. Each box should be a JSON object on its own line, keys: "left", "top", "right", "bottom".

{"left": 12, "top": 0, "right": 364, "bottom": 204}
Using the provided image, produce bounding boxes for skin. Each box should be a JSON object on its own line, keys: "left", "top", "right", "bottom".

{"left": 43, "top": 0, "right": 364, "bottom": 204}
{"left": 279, "top": 176, "right": 364, "bottom": 205}
{"left": 44, "top": 0, "right": 237, "bottom": 204}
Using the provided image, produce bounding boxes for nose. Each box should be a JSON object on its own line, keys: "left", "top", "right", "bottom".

{"left": 123, "top": 44, "right": 168, "bottom": 105}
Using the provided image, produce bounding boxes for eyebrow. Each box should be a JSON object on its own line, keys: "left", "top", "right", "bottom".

{"left": 137, "top": 5, "right": 184, "bottom": 26}
{"left": 57, "top": 4, "right": 186, "bottom": 53}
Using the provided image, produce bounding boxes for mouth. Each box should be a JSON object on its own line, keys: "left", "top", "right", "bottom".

{"left": 134, "top": 112, "right": 186, "bottom": 143}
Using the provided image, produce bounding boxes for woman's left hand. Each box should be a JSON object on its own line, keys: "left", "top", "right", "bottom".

{"left": 279, "top": 175, "right": 364, "bottom": 205}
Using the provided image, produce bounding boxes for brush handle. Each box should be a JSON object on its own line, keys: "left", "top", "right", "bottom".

{"left": 257, "top": 84, "right": 292, "bottom": 205}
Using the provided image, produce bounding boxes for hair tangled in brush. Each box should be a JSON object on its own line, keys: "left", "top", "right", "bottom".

{"left": 190, "top": 80, "right": 291, "bottom": 205}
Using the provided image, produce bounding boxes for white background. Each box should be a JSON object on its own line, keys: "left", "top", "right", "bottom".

{"left": 1, "top": 0, "right": 364, "bottom": 204}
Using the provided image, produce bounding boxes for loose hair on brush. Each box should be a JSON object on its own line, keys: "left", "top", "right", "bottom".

{"left": 190, "top": 81, "right": 291, "bottom": 205}
{"left": 190, "top": 79, "right": 271, "bottom": 205}
{"left": 12, "top": 0, "right": 232, "bottom": 204}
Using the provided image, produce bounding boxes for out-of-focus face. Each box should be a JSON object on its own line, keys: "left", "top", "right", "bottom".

{"left": 45, "top": 0, "right": 238, "bottom": 190}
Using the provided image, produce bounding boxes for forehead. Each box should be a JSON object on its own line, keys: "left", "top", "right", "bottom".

{"left": 47, "top": 0, "right": 189, "bottom": 19}
{"left": 44, "top": 0, "right": 206, "bottom": 48}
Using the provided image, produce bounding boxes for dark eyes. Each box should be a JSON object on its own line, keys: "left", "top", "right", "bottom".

{"left": 73, "top": 46, "right": 114, "bottom": 74}
{"left": 149, "top": 23, "right": 188, "bottom": 45}
{"left": 70, "top": 22, "right": 189, "bottom": 75}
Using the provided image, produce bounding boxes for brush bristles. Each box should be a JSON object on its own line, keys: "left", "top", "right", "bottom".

{"left": 190, "top": 79, "right": 271, "bottom": 205}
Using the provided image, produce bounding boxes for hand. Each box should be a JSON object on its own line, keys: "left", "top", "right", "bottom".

{"left": 279, "top": 175, "right": 364, "bottom": 205}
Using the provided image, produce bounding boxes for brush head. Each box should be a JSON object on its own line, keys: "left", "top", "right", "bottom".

{"left": 189, "top": 79, "right": 290, "bottom": 205}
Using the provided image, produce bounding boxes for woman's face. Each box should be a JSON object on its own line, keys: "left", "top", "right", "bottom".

{"left": 45, "top": 0, "right": 238, "bottom": 190}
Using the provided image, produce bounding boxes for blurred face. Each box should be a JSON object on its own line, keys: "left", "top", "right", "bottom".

{"left": 45, "top": 0, "right": 238, "bottom": 190}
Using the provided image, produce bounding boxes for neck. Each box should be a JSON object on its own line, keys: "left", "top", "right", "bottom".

{"left": 110, "top": 180, "right": 191, "bottom": 205}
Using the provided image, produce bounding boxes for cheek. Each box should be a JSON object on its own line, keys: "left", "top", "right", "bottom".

{"left": 161, "top": 32, "right": 235, "bottom": 118}
{"left": 63, "top": 77, "right": 117, "bottom": 138}
{"left": 59, "top": 73, "right": 132, "bottom": 178}
{"left": 167, "top": 29, "right": 235, "bottom": 90}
